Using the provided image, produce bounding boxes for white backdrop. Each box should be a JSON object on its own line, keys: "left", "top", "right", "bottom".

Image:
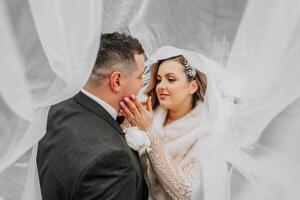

{"left": 0, "top": 0, "right": 102, "bottom": 199}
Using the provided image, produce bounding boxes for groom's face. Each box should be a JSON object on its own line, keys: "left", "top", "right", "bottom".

{"left": 121, "top": 53, "right": 145, "bottom": 98}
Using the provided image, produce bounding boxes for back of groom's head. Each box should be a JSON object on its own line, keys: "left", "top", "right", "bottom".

{"left": 88, "top": 32, "right": 145, "bottom": 85}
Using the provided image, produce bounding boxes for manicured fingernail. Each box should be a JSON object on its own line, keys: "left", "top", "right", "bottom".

{"left": 131, "top": 95, "right": 135, "bottom": 99}
{"left": 124, "top": 98, "right": 129, "bottom": 102}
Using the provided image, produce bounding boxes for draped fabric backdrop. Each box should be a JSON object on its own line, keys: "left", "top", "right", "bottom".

{"left": 0, "top": 0, "right": 102, "bottom": 199}
{"left": 0, "top": 0, "right": 299, "bottom": 199}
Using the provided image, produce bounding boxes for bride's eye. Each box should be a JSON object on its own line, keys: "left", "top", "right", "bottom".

{"left": 168, "top": 78, "right": 176, "bottom": 83}
{"left": 156, "top": 77, "right": 161, "bottom": 83}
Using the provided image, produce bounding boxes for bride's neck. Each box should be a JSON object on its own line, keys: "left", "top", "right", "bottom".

{"left": 165, "top": 101, "right": 193, "bottom": 125}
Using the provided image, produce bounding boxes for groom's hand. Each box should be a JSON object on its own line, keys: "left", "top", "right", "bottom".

{"left": 120, "top": 95, "right": 153, "bottom": 131}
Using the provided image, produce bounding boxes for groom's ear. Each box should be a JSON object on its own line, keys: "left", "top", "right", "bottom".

{"left": 109, "top": 71, "right": 122, "bottom": 93}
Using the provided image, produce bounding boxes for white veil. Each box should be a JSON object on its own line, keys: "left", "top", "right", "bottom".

{"left": 0, "top": 0, "right": 102, "bottom": 199}
{"left": 1, "top": 0, "right": 300, "bottom": 199}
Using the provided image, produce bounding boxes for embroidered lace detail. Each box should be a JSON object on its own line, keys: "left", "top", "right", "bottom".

{"left": 142, "top": 132, "right": 201, "bottom": 200}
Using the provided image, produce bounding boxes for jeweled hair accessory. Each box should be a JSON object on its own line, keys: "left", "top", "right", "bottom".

{"left": 183, "top": 58, "right": 197, "bottom": 78}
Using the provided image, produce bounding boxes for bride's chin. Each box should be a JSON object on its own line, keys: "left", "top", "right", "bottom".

{"left": 159, "top": 102, "right": 171, "bottom": 110}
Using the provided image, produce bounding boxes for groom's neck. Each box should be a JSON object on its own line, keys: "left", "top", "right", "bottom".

{"left": 83, "top": 84, "right": 120, "bottom": 112}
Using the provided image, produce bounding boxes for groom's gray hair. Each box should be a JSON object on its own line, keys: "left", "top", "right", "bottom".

{"left": 88, "top": 32, "right": 144, "bottom": 85}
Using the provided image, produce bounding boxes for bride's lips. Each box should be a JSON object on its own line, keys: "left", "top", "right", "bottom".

{"left": 158, "top": 93, "right": 169, "bottom": 100}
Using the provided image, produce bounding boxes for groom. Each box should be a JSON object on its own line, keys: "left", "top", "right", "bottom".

{"left": 37, "top": 32, "right": 148, "bottom": 199}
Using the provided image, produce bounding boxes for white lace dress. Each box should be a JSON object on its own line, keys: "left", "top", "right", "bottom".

{"left": 139, "top": 103, "right": 204, "bottom": 200}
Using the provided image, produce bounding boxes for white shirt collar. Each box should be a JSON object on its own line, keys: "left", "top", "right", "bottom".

{"left": 81, "top": 89, "right": 118, "bottom": 120}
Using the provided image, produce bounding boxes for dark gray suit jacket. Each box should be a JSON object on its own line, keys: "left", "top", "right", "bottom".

{"left": 37, "top": 92, "right": 148, "bottom": 200}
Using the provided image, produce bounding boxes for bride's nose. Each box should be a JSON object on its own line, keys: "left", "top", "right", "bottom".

{"left": 157, "top": 79, "right": 167, "bottom": 90}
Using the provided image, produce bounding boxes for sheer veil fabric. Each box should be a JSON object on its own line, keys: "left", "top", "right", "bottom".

{"left": 0, "top": 0, "right": 102, "bottom": 199}
{"left": 1, "top": 0, "right": 300, "bottom": 199}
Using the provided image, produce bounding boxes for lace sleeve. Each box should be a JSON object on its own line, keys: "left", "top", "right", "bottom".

{"left": 145, "top": 132, "right": 201, "bottom": 199}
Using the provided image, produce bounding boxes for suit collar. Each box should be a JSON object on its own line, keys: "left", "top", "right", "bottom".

{"left": 80, "top": 89, "right": 118, "bottom": 119}
{"left": 73, "top": 91, "right": 124, "bottom": 137}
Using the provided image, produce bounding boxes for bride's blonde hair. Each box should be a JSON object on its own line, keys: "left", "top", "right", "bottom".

{"left": 145, "top": 55, "right": 207, "bottom": 110}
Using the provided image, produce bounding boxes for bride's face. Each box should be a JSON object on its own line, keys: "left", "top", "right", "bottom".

{"left": 155, "top": 59, "right": 196, "bottom": 111}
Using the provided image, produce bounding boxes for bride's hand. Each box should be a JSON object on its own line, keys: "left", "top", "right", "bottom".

{"left": 120, "top": 95, "right": 153, "bottom": 132}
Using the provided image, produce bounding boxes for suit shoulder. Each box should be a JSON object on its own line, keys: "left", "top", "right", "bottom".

{"left": 49, "top": 97, "right": 78, "bottom": 114}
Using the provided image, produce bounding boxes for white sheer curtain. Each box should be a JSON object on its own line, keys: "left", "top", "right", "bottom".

{"left": 0, "top": 0, "right": 102, "bottom": 199}
{"left": 1, "top": 0, "right": 299, "bottom": 199}
{"left": 224, "top": 0, "right": 300, "bottom": 145}
{"left": 101, "top": 0, "right": 246, "bottom": 63}
{"left": 224, "top": 1, "right": 300, "bottom": 199}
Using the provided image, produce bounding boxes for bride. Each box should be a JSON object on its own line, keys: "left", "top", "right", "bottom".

{"left": 120, "top": 46, "right": 232, "bottom": 199}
